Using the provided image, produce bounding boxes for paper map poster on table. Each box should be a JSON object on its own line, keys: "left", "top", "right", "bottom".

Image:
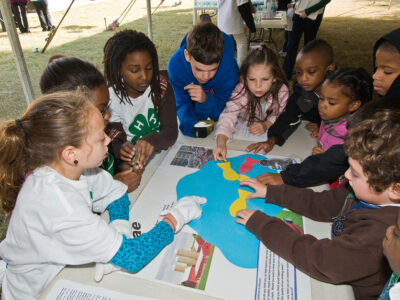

{"left": 125, "top": 144, "right": 311, "bottom": 300}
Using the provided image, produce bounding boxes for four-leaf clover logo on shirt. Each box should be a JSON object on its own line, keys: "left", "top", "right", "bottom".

{"left": 129, "top": 108, "right": 160, "bottom": 143}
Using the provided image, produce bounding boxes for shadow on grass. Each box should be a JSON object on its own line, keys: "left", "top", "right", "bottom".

{"left": 62, "top": 25, "right": 97, "bottom": 32}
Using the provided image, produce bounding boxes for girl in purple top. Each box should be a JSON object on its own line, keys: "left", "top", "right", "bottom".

{"left": 213, "top": 45, "right": 289, "bottom": 161}
{"left": 309, "top": 67, "right": 373, "bottom": 155}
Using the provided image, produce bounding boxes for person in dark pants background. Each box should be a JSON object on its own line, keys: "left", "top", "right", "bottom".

{"left": 30, "top": 0, "right": 54, "bottom": 31}
{"left": 0, "top": 9, "right": 6, "bottom": 32}
{"left": 9, "top": 0, "right": 29, "bottom": 33}
{"left": 282, "top": 0, "right": 330, "bottom": 80}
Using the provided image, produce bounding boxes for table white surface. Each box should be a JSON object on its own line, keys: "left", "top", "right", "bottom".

{"left": 39, "top": 122, "right": 354, "bottom": 300}
{"left": 193, "top": 0, "right": 218, "bottom": 24}
{"left": 250, "top": 11, "right": 287, "bottom": 49}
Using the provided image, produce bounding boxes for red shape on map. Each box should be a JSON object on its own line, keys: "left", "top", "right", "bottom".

{"left": 239, "top": 157, "right": 260, "bottom": 173}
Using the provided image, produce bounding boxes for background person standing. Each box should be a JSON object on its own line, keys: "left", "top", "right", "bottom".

{"left": 9, "top": 0, "right": 29, "bottom": 33}
{"left": 30, "top": 0, "right": 54, "bottom": 31}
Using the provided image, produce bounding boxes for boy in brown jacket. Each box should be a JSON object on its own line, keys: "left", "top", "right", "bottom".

{"left": 236, "top": 109, "right": 400, "bottom": 300}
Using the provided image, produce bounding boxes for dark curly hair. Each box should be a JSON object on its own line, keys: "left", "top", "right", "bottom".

{"left": 324, "top": 67, "right": 373, "bottom": 105}
{"left": 344, "top": 109, "right": 400, "bottom": 192}
{"left": 103, "top": 30, "right": 161, "bottom": 112}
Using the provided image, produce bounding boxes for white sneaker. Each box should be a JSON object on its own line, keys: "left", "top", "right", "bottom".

{"left": 279, "top": 50, "right": 287, "bottom": 57}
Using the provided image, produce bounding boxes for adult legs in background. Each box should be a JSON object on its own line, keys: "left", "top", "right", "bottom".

{"left": 282, "top": 30, "right": 289, "bottom": 52}
{"left": 0, "top": 10, "right": 6, "bottom": 32}
{"left": 233, "top": 32, "right": 248, "bottom": 67}
{"left": 283, "top": 14, "right": 322, "bottom": 79}
{"left": 282, "top": 14, "right": 304, "bottom": 80}
{"left": 32, "top": 2, "right": 47, "bottom": 30}
{"left": 303, "top": 13, "right": 323, "bottom": 46}
{"left": 17, "top": 3, "right": 28, "bottom": 32}
{"left": 43, "top": 0, "right": 54, "bottom": 29}
{"left": 11, "top": 3, "right": 29, "bottom": 33}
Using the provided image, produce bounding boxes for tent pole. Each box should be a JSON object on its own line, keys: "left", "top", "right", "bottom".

{"left": 146, "top": 0, "right": 152, "bottom": 40}
{"left": 41, "top": 0, "right": 75, "bottom": 53}
{"left": 0, "top": 0, "right": 34, "bottom": 105}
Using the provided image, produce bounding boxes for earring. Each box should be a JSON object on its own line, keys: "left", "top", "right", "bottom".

{"left": 74, "top": 160, "right": 78, "bottom": 165}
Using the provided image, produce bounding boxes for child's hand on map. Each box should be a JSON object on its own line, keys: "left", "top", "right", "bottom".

{"left": 240, "top": 178, "right": 267, "bottom": 198}
{"left": 213, "top": 145, "right": 227, "bottom": 161}
{"left": 257, "top": 173, "right": 284, "bottom": 185}
{"left": 235, "top": 209, "right": 256, "bottom": 225}
{"left": 246, "top": 140, "right": 275, "bottom": 155}
{"left": 160, "top": 196, "right": 207, "bottom": 233}
{"left": 214, "top": 134, "right": 228, "bottom": 161}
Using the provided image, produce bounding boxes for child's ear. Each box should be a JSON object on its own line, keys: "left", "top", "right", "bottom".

{"left": 60, "top": 146, "right": 79, "bottom": 166}
{"left": 327, "top": 63, "right": 335, "bottom": 72}
{"left": 389, "top": 183, "right": 400, "bottom": 202}
{"left": 349, "top": 100, "right": 362, "bottom": 113}
{"left": 184, "top": 49, "right": 191, "bottom": 63}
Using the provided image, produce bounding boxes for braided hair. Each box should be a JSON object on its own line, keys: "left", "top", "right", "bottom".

{"left": 103, "top": 30, "right": 161, "bottom": 113}
{"left": 324, "top": 67, "right": 373, "bottom": 106}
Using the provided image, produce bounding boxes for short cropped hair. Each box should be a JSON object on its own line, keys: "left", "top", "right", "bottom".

{"left": 186, "top": 22, "right": 224, "bottom": 65}
{"left": 300, "top": 39, "right": 334, "bottom": 66}
{"left": 344, "top": 110, "right": 400, "bottom": 192}
{"left": 378, "top": 41, "right": 400, "bottom": 55}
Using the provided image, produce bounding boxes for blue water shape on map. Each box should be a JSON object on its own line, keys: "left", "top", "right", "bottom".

{"left": 176, "top": 154, "right": 283, "bottom": 269}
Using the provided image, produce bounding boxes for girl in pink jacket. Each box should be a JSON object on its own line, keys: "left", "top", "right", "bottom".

{"left": 214, "top": 45, "right": 289, "bottom": 161}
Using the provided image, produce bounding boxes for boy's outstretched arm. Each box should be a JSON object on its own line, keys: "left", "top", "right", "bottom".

{"left": 280, "top": 144, "right": 348, "bottom": 188}
{"left": 244, "top": 210, "right": 387, "bottom": 288}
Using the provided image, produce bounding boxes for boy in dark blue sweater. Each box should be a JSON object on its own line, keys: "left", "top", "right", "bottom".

{"left": 168, "top": 22, "right": 238, "bottom": 137}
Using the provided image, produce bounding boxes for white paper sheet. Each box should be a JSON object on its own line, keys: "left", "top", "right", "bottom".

{"left": 46, "top": 279, "right": 156, "bottom": 300}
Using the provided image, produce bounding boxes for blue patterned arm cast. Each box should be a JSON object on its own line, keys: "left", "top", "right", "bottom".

{"left": 106, "top": 193, "right": 130, "bottom": 222}
{"left": 110, "top": 221, "right": 174, "bottom": 272}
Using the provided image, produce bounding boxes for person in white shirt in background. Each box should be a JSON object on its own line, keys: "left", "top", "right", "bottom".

{"left": 218, "top": 0, "right": 256, "bottom": 66}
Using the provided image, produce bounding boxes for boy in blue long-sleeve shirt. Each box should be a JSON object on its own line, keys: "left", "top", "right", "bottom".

{"left": 168, "top": 22, "right": 238, "bottom": 137}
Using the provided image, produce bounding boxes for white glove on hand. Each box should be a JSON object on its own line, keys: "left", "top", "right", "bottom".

{"left": 93, "top": 219, "right": 132, "bottom": 282}
{"left": 94, "top": 262, "right": 120, "bottom": 282}
{"left": 160, "top": 196, "right": 207, "bottom": 233}
{"left": 109, "top": 219, "right": 133, "bottom": 238}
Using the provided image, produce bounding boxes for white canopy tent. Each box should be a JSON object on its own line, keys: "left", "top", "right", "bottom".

{"left": 0, "top": 0, "right": 153, "bottom": 105}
